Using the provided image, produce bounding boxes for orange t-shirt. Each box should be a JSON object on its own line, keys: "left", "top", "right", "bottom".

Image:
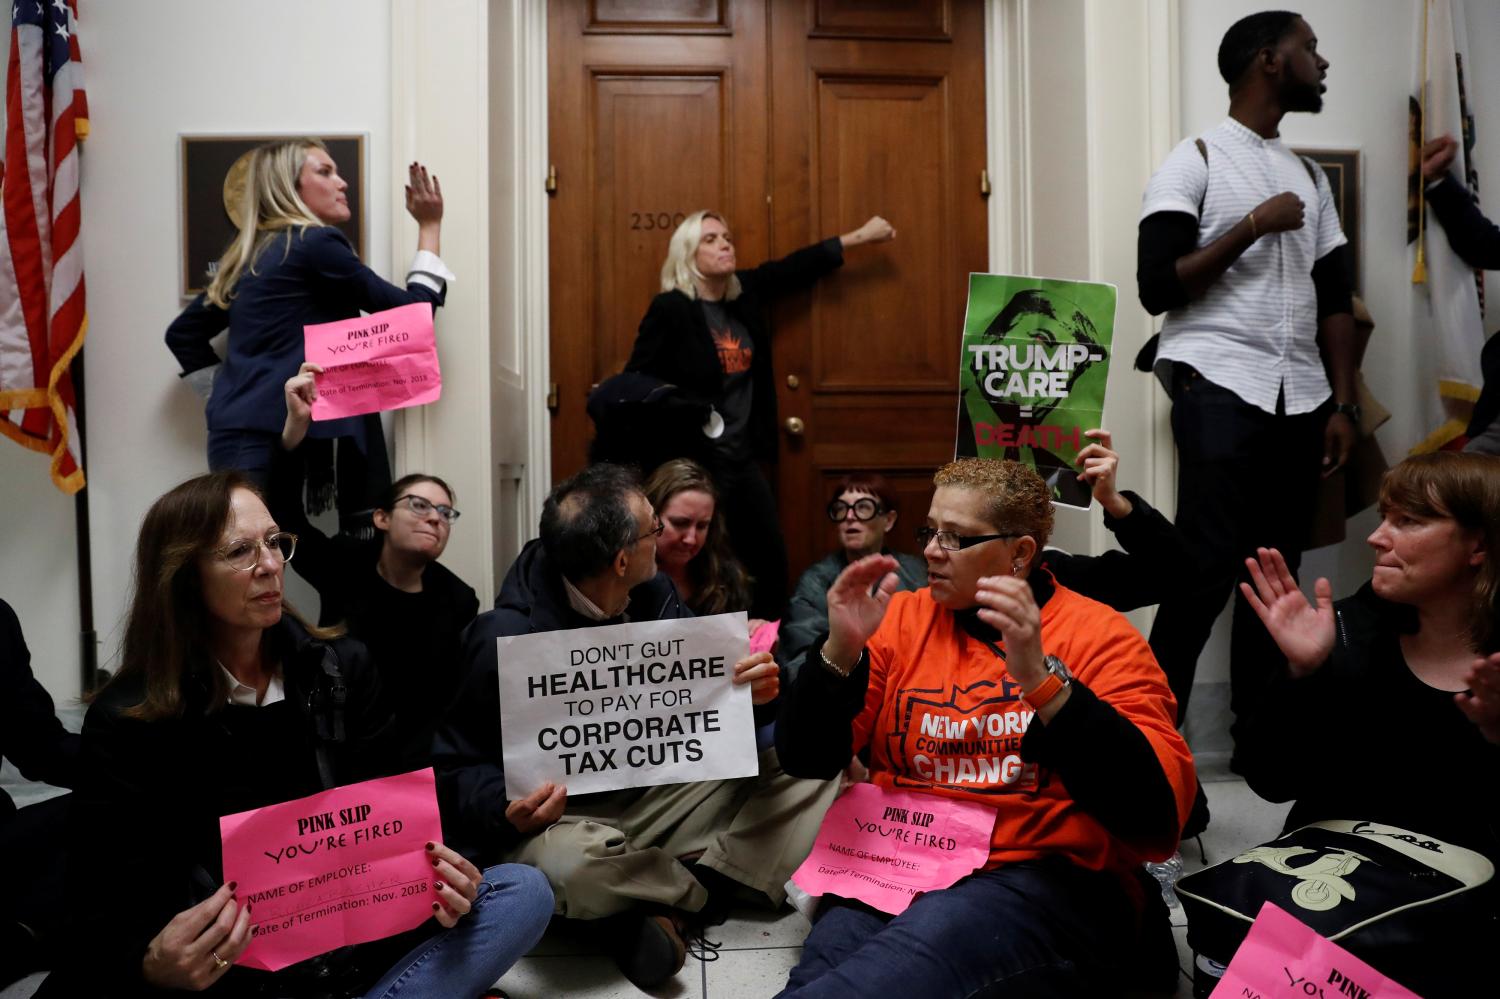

{"left": 855, "top": 583, "right": 1195, "bottom": 873}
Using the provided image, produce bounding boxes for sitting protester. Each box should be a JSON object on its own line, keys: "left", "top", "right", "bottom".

{"left": 433, "top": 463, "right": 837, "bottom": 989}
{"left": 1214, "top": 452, "right": 1500, "bottom": 994}
{"left": 782, "top": 430, "right": 1190, "bottom": 683}
{"left": 271, "top": 364, "right": 480, "bottom": 769}
{"left": 642, "top": 458, "right": 763, "bottom": 632}
{"left": 0, "top": 599, "right": 80, "bottom": 987}
{"left": 1040, "top": 429, "right": 1196, "bottom": 612}
{"left": 775, "top": 458, "right": 1194, "bottom": 997}
{"left": 780, "top": 474, "right": 926, "bottom": 681}
{"left": 35, "top": 473, "right": 549, "bottom": 999}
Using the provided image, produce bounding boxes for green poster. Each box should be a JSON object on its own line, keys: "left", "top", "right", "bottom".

{"left": 955, "top": 273, "right": 1116, "bottom": 510}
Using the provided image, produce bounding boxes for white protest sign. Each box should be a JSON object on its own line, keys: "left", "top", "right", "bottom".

{"left": 498, "top": 612, "right": 758, "bottom": 797}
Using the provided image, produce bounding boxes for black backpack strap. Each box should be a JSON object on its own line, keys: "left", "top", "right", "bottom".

{"left": 1299, "top": 154, "right": 1319, "bottom": 186}
{"left": 1195, "top": 138, "right": 1209, "bottom": 216}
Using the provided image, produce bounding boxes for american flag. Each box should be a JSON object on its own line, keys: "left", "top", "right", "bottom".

{"left": 0, "top": 0, "right": 88, "bottom": 492}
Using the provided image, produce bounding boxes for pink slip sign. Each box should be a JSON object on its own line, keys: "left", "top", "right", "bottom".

{"left": 1210, "top": 902, "right": 1422, "bottom": 999}
{"left": 304, "top": 302, "right": 441, "bottom": 420}
{"left": 749, "top": 619, "right": 780, "bottom": 655}
{"left": 790, "top": 782, "right": 996, "bottom": 915}
{"left": 220, "top": 768, "right": 445, "bottom": 972}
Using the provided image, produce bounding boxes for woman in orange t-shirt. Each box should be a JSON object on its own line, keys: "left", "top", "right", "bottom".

{"left": 774, "top": 458, "right": 1194, "bottom": 997}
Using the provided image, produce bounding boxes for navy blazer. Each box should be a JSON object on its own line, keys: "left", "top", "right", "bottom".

{"left": 165, "top": 226, "right": 446, "bottom": 442}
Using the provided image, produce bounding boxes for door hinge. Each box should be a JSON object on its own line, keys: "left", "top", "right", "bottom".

{"left": 545, "top": 164, "right": 558, "bottom": 196}
{"left": 546, "top": 382, "right": 559, "bottom": 412}
{"left": 979, "top": 169, "right": 992, "bottom": 198}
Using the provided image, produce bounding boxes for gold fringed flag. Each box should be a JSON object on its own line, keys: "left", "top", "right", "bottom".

{"left": 1408, "top": 0, "right": 1485, "bottom": 453}
{"left": 0, "top": 0, "right": 88, "bottom": 492}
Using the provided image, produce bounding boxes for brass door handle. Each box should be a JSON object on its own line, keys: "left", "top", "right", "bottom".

{"left": 784, "top": 416, "right": 805, "bottom": 436}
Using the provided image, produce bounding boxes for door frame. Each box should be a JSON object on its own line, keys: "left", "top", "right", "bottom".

{"left": 391, "top": 0, "right": 1181, "bottom": 602}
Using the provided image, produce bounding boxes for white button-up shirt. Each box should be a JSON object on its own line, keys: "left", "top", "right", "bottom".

{"left": 1140, "top": 117, "right": 1347, "bottom": 415}
{"left": 219, "top": 663, "right": 285, "bottom": 707}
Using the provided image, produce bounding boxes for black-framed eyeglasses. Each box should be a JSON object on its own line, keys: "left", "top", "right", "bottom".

{"left": 827, "top": 497, "right": 883, "bottom": 522}
{"left": 915, "top": 527, "right": 1018, "bottom": 552}
{"left": 395, "top": 494, "right": 461, "bottom": 524}
{"left": 216, "top": 533, "right": 298, "bottom": 571}
{"left": 635, "top": 517, "right": 665, "bottom": 543}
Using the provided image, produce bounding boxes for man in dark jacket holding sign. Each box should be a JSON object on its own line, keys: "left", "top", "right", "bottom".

{"left": 432, "top": 463, "right": 836, "bottom": 990}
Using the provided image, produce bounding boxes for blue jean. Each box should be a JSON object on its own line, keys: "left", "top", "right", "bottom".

{"left": 776, "top": 860, "right": 1134, "bottom": 999}
{"left": 360, "top": 863, "right": 552, "bottom": 998}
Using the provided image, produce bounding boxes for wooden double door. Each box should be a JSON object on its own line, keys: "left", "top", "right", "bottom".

{"left": 547, "top": 0, "right": 988, "bottom": 579}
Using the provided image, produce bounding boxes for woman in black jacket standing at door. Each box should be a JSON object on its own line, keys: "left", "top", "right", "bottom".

{"left": 626, "top": 209, "right": 895, "bottom": 618}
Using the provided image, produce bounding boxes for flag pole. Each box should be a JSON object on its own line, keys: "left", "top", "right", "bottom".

{"left": 71, "top": 349, "right": 97, "bottom": 692}
{"left": 1414, "top": 0, "right": 1431, "bottom": 284}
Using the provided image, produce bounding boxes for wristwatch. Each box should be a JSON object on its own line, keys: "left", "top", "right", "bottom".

{"left": 1331, "top": 401, "right": 1362, "bottom": 425}
{"left": 1021, "top": 655, "right": 1073, "bottom": 711}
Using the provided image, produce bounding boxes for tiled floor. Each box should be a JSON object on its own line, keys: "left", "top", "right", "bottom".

{"left": 483, "top": 768, "right": 1291, "bottom": 999}
{"left": 2, "top": 750, "right": 1290, "bottom": 999}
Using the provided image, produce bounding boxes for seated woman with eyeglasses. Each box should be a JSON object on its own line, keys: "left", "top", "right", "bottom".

{"left": 36, "top": 472, "right": 550, "bottom": 998}
{"left": 266, "top": 364, "right": 480, "bottom": 770}
{"left": 780, "top": 474, "right": 927, "bottom": 681}
{"left": 774, "top": 458, "right": 1195, "bottom": 997}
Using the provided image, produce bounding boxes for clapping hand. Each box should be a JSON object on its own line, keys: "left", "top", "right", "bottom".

{"left": 1239, "top": 547, "right": 1335, "bottom": 677}
{"left": 823, "top": 554, "right": 901, "bottom": 668}
{"left": 975, "top": 575, "right": 1044, "bottom": 685}
{"left": 1456, "top": 653, "right": 1500, "bottom": 745}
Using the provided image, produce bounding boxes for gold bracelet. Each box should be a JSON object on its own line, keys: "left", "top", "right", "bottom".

{"left": 1247, "top": 211, "right": 1258, "bottom": 239}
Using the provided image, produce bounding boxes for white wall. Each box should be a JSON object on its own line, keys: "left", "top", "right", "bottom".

{"left": 0, "top": 1, "right": 394, "bottom": 698}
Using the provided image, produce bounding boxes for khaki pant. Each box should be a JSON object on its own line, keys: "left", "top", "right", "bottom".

{"left": 505, "top": 748, "right": 837, "bottom": 920}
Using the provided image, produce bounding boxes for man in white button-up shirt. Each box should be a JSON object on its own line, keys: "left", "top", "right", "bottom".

{"left": 1136, "top": 11, "right": 1359, "bottom": 780}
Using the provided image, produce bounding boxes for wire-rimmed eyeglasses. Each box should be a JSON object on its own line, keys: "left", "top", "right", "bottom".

{"left": 215, "top": 533, "right": 298, "bottom": 571}
{"left": 395, "top": 494, "right": 461, "bottom": 524}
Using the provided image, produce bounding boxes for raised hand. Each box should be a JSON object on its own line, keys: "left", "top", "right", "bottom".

{"left": 281, "top": 362, "right": 323, "bottom": 450}
{"left": 732, "top": 652, "right": 781, "bottom": 705}
{"left": 1455, "top": 652, "right": 1500, "bottom": 745}
{"left": 841, "top": 215, "right": 896, "bottom": 248}
{"left": 141, "top": 882, "right": 252, "bottom": 990}
{"left": 823, "top": 553, "right": 901, "bottom": 669}
{"left": 1076, "top": 428, "right": 1132, "bottom": 518}
{"left": 975, "top": 575, "right": 1044, "bottom": 686}
{"left": 505, "top": 781, "right": 567, "bottom": 836}
{"left": 405, "top": 161, "right": 443, "bottom": 227}
{"left": 1251, "top": 192, "right": 1305, "bottom": 235}
{"left": 1238, "top": 547, "right": 1334, "bottom": 677}
{"left": 425, "top": 841, "right": 484, "bottom": 929}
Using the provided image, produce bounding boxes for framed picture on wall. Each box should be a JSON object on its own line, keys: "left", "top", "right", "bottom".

{"left": 179, "top": 134, "right": 367, "bottom": 298}
{"left": 1293, "top": 145, "right": 1361, "bottom": 293}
